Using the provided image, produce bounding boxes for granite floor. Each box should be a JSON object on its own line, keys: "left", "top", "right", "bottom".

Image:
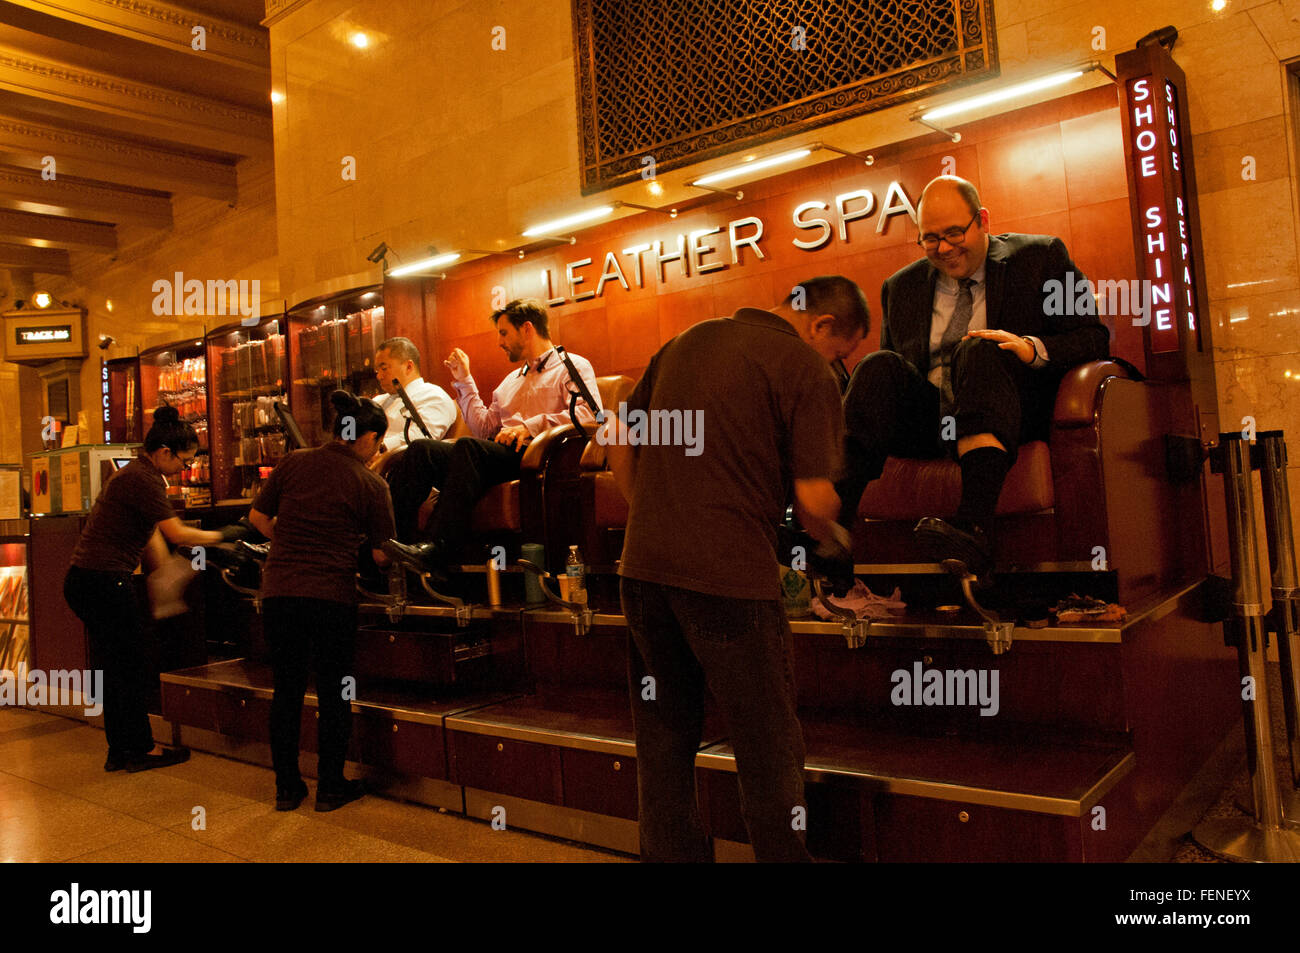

{"left": 1, "top": 696, "right": 1289, "bottom": 862}
{"left": 0, "top": 706, "right": 628, "bottom": 863}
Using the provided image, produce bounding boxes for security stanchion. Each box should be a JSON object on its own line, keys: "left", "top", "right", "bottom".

{"left": 1193, "top": 434, "right": 1300, "bottom": 860}
{"left": 1258, "top": 431, "right": 1300, "bottom": 821}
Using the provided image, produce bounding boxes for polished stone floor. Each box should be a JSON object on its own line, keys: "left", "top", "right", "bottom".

{"left": 0, "top": 706, "right": 627, "bottom": 863}
{"left": 0, "top": 699, "right": 1280, "bottom": 863}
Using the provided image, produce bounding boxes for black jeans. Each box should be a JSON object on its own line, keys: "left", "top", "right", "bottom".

{"left": 263, "top": 597, "right": 358, "bottom": 791}
{"left": 621, "top": 576, "right": 811, "bottom": 862}
{"left": 387, "top": 436, "right": 523, "bottom": 544}
{"left": 64, "top": 566, "right": 156, "bottom": 758}
{"left": 837, "top": 340, "right": 1049, "bottom": 523}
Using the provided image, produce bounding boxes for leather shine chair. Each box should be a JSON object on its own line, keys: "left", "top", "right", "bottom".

{"left": 382, "top": 376, "right": 635, "bottom": 568}
{"left": 850, "top": 359, "right": 1200, "bottom": 603}
{"left": 575, "top": 361, "right": 1191, "bottom": 603}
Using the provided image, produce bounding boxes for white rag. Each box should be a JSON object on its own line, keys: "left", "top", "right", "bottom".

{"left": 811, "top": 580, "right": 906, "bottom": 621}
{"left": 147, "top": 553, "right": 198, "bottom": 620}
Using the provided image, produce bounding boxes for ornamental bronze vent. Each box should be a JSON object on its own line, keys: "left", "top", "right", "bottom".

{"left": 572, "top": 0, "right": 998, "bottom": 193}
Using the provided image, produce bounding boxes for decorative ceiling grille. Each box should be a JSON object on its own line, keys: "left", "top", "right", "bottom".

{"left": 572, "top": 0, "right": 998, "bottom": 193}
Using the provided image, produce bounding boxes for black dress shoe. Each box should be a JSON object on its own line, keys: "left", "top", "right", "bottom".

{"left": 382, "top": 540, "right": 450, "bottom": 583}
{"left": 913, "top": 517, "right": 994, "bottom": 578}
{"left": 125, "top": 746, "right": 191, "bottom": 773}
{"left": 104, "top": 750, "right": 137, "bottom": 772}
{"left": 276, "top": 780, "right": 309, "bottom": 811}
{"left": 315, "top": 778, "right": 365, "bottom": 813}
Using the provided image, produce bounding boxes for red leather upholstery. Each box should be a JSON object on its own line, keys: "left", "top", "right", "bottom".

{"left": 857, "top": 441, "right": 1054, "bottom": 520}
{"left": 421, "top": 374, "right": 635, "bottom": 540}
{"left": 1052, "top": 359, "right": 1131, "bottom": 427}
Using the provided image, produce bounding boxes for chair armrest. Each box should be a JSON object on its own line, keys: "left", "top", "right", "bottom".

{"left": 1052, "top": 360, "right": 1135, "bottom": 428}
{"left": 520, "top": 422, "right": 595, "bottom": 472}
{"left": 579, "top": 437, "right": 607, "bottom": 470}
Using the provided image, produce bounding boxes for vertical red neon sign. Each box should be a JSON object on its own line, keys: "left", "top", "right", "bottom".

{"left": 1126, "top": 76, "right": 1200, "bottom": 354}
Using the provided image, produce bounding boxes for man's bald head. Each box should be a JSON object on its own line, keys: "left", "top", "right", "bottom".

{"left": 917, "top": 175, "right": 990, "bottom": 280}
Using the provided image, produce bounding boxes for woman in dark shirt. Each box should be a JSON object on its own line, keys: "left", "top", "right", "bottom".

{"left": 65, "top": 406, "right": 238, "bottom": 773}
{"left": 248, "top": 391, "right": 396, "bottom": 812}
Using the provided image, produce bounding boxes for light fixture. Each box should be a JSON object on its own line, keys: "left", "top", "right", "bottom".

{"left": 350, "top": 32, "right": 369, "bottom": 49}
{"left": 105, "top": 299, "right": 114, "bottom": 313}
{"left": 691, "top": 148, "right": 812, "bottom": 191}
{"left": 647, "top": 180, "right": 664, "bottom": 196}
{"left": 522, "top": 206, "right": 616, "bottom": 239}
{"left": 270, "top": 90, "right": 285, "bottom": 104}
{"left": 910, "top": 62, "right": 1114, "bottom": 141}
{"left": 387, "top": 252, "right": 460, "bottom": 278}
{"left": 1210, "top": 0, "right": 1227, "bottom": 12}
{"left": 32, "top": 291, "right": 52, "bottom": 309}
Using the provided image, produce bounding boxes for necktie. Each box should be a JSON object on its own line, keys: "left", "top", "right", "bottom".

{"left": 939, "top": 277, "right": 975, "bottom": 411}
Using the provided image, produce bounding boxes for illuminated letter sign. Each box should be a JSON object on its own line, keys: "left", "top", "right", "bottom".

{"left": 1125, "top": 76, "right": 1200, "bottom": 354}
{"left": 16, "top": 325, "right": 73, "bottom": 344}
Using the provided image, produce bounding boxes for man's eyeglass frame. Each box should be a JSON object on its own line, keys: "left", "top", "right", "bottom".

{"left": 917, "top": 210, "right": 982, "bottom": 251}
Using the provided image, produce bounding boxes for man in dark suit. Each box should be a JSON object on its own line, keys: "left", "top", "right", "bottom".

{"left": 838, "top": 175, "right": 1109, "bottom": 574}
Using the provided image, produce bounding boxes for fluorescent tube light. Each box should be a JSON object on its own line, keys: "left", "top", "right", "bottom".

{"left": 387, "top": 252, "right": 461, "bottom": 277}
{"left": 522, "top": 206, "right": 616, "bottom": 238}
{"left": 921, "top": 70, "right": 1085, "bottom": 122}
{"left": 691, "top": 148, "right": 813, "bottom": 187}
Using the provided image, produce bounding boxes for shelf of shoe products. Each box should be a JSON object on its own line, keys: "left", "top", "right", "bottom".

{"left": 286, "top": 287, "right": 385, "bottom": 449}
{"left": 206, "top": 316, "right": 289, "bottom": 506}
{"left": 0, "top": 536, "right": 30, "bottom": 673}
{"left": 139, "top": 339, "right": 211, "bottom": 510}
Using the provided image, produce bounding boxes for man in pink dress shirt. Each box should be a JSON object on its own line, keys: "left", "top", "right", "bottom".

{"left": 383, "top": 298, "right": 601, "bottom": 577}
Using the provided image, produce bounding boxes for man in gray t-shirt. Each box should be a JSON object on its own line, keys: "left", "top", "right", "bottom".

{"left": 604, "top": 275, "right": 869, "bottom": 862}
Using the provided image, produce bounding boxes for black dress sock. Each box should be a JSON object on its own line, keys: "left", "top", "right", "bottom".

{"left": 955, "top": 446, "right": 1012, "bottom": 529}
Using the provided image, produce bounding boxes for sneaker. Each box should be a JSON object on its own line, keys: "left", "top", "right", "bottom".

{"left": 276, "top": 780, "right": 309, "bottom": 811}
{"left": 315, "top": 778, "right": 365, "bottom": 813}
{"left": 124, "top": 746, "right": 191, "bottom": 773}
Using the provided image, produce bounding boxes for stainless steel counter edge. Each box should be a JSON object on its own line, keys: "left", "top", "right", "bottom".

{"left": 693, "top": 745, "right": 1136, "bottom": 817}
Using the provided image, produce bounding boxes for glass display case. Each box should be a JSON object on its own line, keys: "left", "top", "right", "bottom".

{"left": 206, "top": 316, "right": 289, "bottom": 504}
{"left": 139, "top": 338, "right": 211, "bottom": 508}
{"left": 287, "top": 286, "right": 384, "bottom": 447}
{"left": 104, "top": 354, "right": 143, "bottom": 445}
{"left": 0, "top": 527, "right": 30, "bottom": 673}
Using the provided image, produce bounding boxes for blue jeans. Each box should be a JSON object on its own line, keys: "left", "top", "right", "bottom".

{"left": 621, "top": 576, "right": 811, "bottom": 862}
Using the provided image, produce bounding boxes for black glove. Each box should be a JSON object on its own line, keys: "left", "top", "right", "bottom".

{"left": 808, "top": 524, "right": 855, "bottom": 599}
{"left": 218, "top": 523, "right": 251, "bottom": 543}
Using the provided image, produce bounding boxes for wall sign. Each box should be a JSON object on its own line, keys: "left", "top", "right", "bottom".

{"left": 1117, "top": 42, "right": 1214, "bottom": 391}
{"left": 1, "top": 307, "right": 87, "bottom": 364}
{"left": 16, "top": 325, "right": 73, "bottom": 345}
{"left": 536, "top": 180, "right": 918, "bottom": 307}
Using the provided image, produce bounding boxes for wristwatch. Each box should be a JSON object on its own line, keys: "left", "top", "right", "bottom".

{"left": 1022, "top": 335, "right": 1048, "bottom": 367}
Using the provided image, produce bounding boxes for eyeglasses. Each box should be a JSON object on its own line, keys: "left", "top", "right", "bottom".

{"left": 917, "top": 211, "right": 981, "bottom": 251}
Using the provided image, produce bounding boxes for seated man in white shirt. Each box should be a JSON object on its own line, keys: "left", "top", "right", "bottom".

{"left": 384, "top": 299, "right": 601, "bottom": 575}
{"left": 368, "top": 337, "right": 457, "bottom": 473}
